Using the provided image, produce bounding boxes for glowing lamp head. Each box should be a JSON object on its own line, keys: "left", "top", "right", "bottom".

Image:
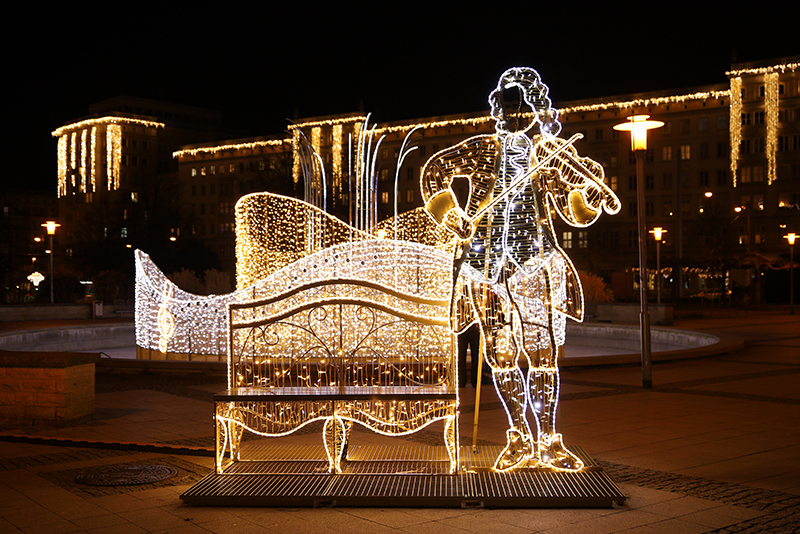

{"left": 27, "top": 272, "right": 44, "bottom": 287}
{"left": 650, "top": 227, "right": 666, "bottom": 241}
{"left": 785, "top": 233, "right": 797, "bottom": 246}
{"left": 613, "top": 115, "right": 664, "bottom": 151}
{"left": 41, "top": 221, "right": 60, "bottom": 235}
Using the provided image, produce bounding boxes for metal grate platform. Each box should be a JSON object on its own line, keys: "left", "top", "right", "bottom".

{"left": 181, "top": 445, "right": 626, "bottom": 508}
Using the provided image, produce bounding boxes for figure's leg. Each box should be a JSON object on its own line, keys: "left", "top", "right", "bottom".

{"left": 474, "top": 280, "right": 535, "bottom": 471}
{"left": 323, "top": 415, "right": 352, "bottom": 473}
{"left": 517, "top": 266, "right": 583, "bottom": 471}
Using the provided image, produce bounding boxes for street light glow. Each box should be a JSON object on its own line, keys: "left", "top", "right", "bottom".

{"left": 650, "top": 227, "right": 666, "bottom": 241}
{"left": 613, "top": 115, "right": 664, "bottom": 151}
{"left": 42, "top": 221, "right": 60, "bottom": 235}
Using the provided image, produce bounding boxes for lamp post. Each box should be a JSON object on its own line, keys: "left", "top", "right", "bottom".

{"left": 785, "top": 233, "right": 796, "bottom": 315}
{"left": 649, "top": 227, "right": 667, "bottom": 304}
{"left": 41, "top": 221, "right": 60, "bottom": 304}
{"left": 614, "top": 115, "right": 663, "bottom": 389}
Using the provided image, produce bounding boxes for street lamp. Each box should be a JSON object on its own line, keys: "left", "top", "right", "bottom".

{"left": 41, "top": 221, "right": 60, "bottom": 304}
{"left": 649, "top": 227, "right": 667, "bottom": 304}
{"left": 614, "top": 115, "right": 663, "bottom": 389}
{"left": 785, "top": 233, "right": 796, "bottom": 315}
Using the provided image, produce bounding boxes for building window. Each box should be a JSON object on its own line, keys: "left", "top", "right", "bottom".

{"left": 681, "top": 196, "right": 691, "bottom": 214}
{"left": 578, "top": 231, "right": 588, "bottom": 248}
{"left": 680, "top": 145, "right": 690, "bottom": 160}
{"left": 698, "top": 118, "right": 709, "bottom": 131}
{"left": 609, "top": 176, "right": 618, "bottom": 191}
{"left": 663, "top": 199, "right": 673, "bottom": 216}
{"left": 628, "top": 176, "right": 636, "bottom": 190}
{"left": 562, "top": 231, "right": 573, "bottom": 249}
{"left": 662, "top": 173, "right": 672, "bottom": 189}
{"left": 740, "top": 139, "right": 751, "bottom": 154}
{"left": 628, "top": 230, "right": 637, "bottom": 248}
{"left": 754, "top": 225, "right": 765, "bottom": 244}
{"left": 717, "top": 116, "right": 727, "bottom": 130}
{"left": 662, "top": 146, "right": 672, "bottom": 161}
{"left": 753, "top": 166, "right": 765, "bottom": 182}
{"left": 645, "top": 201, "right": 654, "bottom": 217}
{"left": 645, "top": 175, "right": 654, "bottom": 190}
{"left": 699, "top": 171, "right": 709, "bottom": 187}
{"left": 381, "top": 191, "right": 389, "bottom": 204}
{"left": 121, "top": 227, "right": 127, "bottom": 238}
{"left": 595, "top": 128, "right": 603, "bottom": 140}
{"left": 628, "top": 202, "right": 637, "bottom": 217}
{"left": 191, "top": 168, "right": 197, "bottom": 177}
{"left": 406, "top": 190, "right": 414, "bottom": 203}
{"left": 131, "top": 192, "right": 138, "bottom": 203}
{"left": 717, "top": 170, "right": 727, "bottom": 186}
{"left": 699, "top": 143, "right": 709, "bottom": 160}
{"left": 380, "top": 169, "right": 389, "bottom": 182}
{"left": 717, "top": 142, "right": 727, "bottom": 158}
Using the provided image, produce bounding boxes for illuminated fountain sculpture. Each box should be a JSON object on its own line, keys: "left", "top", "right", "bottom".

{"left": 137, "top": 68, "right": 619, "bottom": 478}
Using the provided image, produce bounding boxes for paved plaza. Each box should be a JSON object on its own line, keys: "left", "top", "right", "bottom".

{"left": 1, "top": 310, "right": 798, "bottom": 533}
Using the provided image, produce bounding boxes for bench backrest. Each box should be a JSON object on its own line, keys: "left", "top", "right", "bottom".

{"left": 228, "top": 239, "right": 455, "bottom": 391}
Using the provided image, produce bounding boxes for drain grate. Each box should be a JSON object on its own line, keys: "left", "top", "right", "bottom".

{"left": 183, "top": 445, "right": 625, "bottom": 507}
{"left": 76, "top": 464, "right": 178, "bottom": 486}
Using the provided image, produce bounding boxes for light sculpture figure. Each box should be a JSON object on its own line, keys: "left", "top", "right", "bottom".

{"left": 135, "top": 67, "right": 618, "bottom": 476}
{"left": 421, "top": 67, "right": 620, "bottom": 471}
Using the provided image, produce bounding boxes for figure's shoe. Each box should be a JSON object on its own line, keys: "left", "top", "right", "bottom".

{"left": 539, "top": 433, "right": 584, "bottom": 471}
{"left": 493, "top": 429, "right": 535, "bottom": 472}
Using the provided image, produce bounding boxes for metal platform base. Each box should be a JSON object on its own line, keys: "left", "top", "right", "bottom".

{"left": 181, "top": 445, "right": 626, "bottom": 508}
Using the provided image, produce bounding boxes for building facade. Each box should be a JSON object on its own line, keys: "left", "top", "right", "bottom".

{"left": 51, "top": 59, "right": 798, "bottom": 302}
{"left": 51, "top": 97, "right": 242, "bottom": 279}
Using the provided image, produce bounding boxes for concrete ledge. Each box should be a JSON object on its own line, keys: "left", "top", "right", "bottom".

{"left": 0, "top": 324, "right": 134, "bottom": 352}
{"left": 561, "top": 323, "right": 744, "bottom": 367}
{"left": 97, "top": 358, "right": 226, "bottom": 375}
{"left": 585, "top": 303, "right": 674, "bottom": 325}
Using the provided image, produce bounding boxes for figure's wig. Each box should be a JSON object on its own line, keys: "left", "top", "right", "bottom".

{"left": 489, "top": 67, "right": 561, "bottom": 136}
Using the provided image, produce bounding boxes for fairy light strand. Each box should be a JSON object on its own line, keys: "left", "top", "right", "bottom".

{"left": 729, "top": 77, "right": 742, "bottom": 187}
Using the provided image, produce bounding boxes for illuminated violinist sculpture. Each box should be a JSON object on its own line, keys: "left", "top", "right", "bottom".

{"left": 422, "top": 67, "right": 620, "bottom": 471}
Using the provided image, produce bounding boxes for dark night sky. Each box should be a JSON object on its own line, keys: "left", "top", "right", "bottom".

{"left": 7, "top": 6, "right": 797, "bottom": 193}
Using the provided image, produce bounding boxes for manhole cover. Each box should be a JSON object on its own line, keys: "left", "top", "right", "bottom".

{"left": 76, "top": 465, "right": 178, "bottom": 486}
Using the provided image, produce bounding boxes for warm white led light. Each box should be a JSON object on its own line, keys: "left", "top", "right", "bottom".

{"left": 422, "top": 67, "right": 619, "bottom": 472}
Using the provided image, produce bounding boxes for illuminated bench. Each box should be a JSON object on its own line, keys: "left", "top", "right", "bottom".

{"left": 214, "top": 239, "right": 460, "bottom": 474}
